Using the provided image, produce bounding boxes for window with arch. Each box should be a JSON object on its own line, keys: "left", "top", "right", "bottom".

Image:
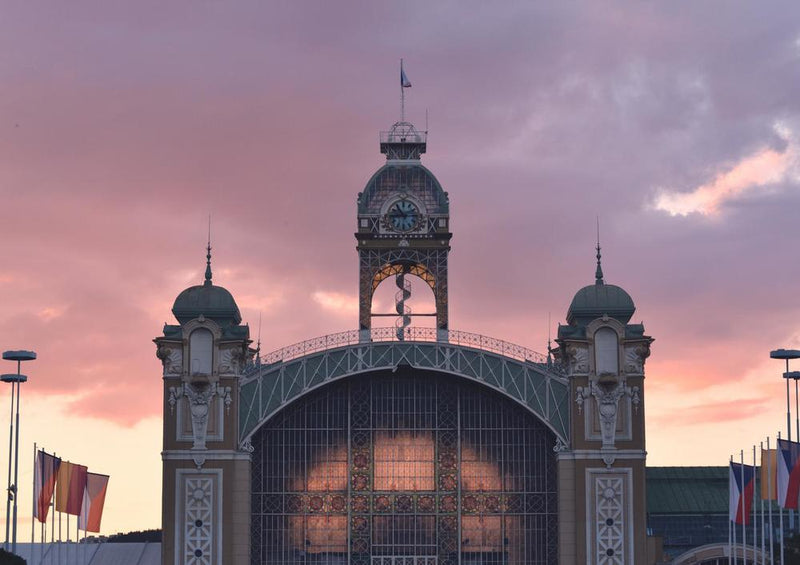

{"left": 594, "top": 327, "right": 619, "bottom": 375}
{"left": 189, "top": 328, "right": 213, "bottom": 376}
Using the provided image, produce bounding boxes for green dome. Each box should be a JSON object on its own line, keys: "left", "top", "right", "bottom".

{"left": 566, "top": 282, "right": 635, "bottom": 326}
{"left": 172, "top": 281, "right": 242, "bottom": 325}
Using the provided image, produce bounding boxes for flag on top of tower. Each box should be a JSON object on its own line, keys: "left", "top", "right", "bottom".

{"left": 777, "top": 438, "right": 800, "bottom": 508}
{"left": 729, "top": 461, "right": 756, "bottom": 524}
{"left": 401, "top": 60, "right": 412, "bottom": 88}
{"left": 33, "top": 449, "right": 61, "bottom": 523}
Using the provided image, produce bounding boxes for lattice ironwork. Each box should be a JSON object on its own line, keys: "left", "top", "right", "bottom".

{"left": 246, "top": 328, "right": 558, "bottom": 368}
{"left": 240, "top": 330, "right": 569, "bottom": 446}
{"left": 358, "top": 248, "right": 449, "bottom": 331}
{"left": 250, "top": 374, "right": 558, "bottom": 565}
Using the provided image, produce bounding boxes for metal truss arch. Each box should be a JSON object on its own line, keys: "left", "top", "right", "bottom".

{"left": 239, "top": 329, "right": 570, "bottom": 447}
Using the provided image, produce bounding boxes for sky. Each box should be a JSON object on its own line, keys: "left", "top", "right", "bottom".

{"left": 1, "top": 0, "right": 799, "bottom": 535}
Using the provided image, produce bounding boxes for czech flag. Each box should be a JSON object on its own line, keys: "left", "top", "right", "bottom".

{"left": 777, "top": 438, "right": 800, "bottom": 509}
{"left": 33, "top": 450, "right": 61, "bottom": 523}
{"left": 729, "top": 461, "right": 756, "bottom": 524}
{"left": 79, "top": 472, "right": 110, "bottom": 533}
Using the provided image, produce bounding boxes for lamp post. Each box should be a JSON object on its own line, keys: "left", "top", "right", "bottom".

{"left": 771, "top": 349, "right": 800, "bottom": 442}
{"left": 1, "top": 350, "right": 35, "bottom": 555}
{"left": 788, "top": 371, "right": 800, "bottom": 443}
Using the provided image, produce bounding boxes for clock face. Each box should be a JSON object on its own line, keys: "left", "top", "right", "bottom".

{"left": 388, "top": 199, "right": 420, "bottom": 232}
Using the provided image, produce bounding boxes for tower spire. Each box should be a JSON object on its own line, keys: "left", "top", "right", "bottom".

{"left": 204, "top": 215, "right": 213, "bottom": 286}
{"left": 595, "top": 216, "right": 604, "bottom": 285}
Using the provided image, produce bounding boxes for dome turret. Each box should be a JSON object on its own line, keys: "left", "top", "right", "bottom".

{"left": 171, "top": 243, "right": 242, "bottom": 326}
{"left": 565, "top": 242, "right": 635, "bottom": 326}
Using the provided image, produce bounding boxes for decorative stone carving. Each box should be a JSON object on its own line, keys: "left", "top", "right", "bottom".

{"left": 595, "top": 476, "right": 625, "bottom": 564}
{"left": 553, "top": 437, "right": 569, "bottom": 453}
{"left": 630, "top": 386, "right": 641, "bottom": 415}
{"left": 623, "top": 344, "right": 650, "bottom": 374}
{"left": 241, "top": 439, "right": 255, "bottom": 453}
{"left": 218, "top": 347, "right": 245, "bottom": 375}
{"left": 183, "top": 476, "right": 214, "bottom": 564}
{"left": 168, "top": 386, "right": 180, "bottom": 416}
{"left": 575, "top": 386, "right": 586, "bottom": 415}
{"left": 589, "top": 378, "right": 637, "bottom": 450}
{"left": 566, "top": 344, "right": 589, "bottom": 375}
{"left": 156, "top": 345, "right": 182, "bottom": 375}
{"left": 170, "top": 380, "right": 233, "bottom": 454}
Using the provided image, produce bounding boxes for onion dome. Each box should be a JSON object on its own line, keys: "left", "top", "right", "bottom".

{"left": 171, "top": 243, "right": 242, "bottom": 326}
{"left": 566, "top": 242, "right": 635, "bottom": 326}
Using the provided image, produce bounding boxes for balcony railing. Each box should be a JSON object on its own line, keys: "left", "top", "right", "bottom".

{"left": 254, "top": 327, "right": 553, "bottom": 367}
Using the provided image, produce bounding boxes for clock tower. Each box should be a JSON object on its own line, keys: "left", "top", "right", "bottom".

{"left": 355, "top": 120, "right": 452, "bottom": 339}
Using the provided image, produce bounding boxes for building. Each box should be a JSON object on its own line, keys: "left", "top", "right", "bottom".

{"left": 155, "top": 117, "right": 653, "bottom": 564}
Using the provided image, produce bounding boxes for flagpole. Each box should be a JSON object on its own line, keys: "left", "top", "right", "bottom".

{"left": 728, "top": 455, "right": 739, "bottom": 565}
{"left": 50, "top": 452, "right": 55, "bottom": 545}
{"left": 754, "top": 445, "right": 758, "bottom": 562}
{"left": 779, "top": 432, "right": 784, "bottom": 565}
{"left": 730, "top": 455, "right": 734, "bottom": 565}
{"left": 31, "top": 443, "right": 36, "bottom": 550}
{"left": 769, "top": 437, "right": 774, "bottom": 565}
{"left": 758, "top": 441, "right": 770, "bottom": 563}
{"left": 400, "top": 59, "right": 405, "bottom": 123}
{"left": 742, "top": 449, "right": 747, "bottom": 563}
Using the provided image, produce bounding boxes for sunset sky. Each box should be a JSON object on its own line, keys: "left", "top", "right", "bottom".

{"left": 1, "top": 1, "right": 799, "bottom": 535}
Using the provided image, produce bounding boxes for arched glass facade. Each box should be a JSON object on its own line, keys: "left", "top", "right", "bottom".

{"left": 251, "top": 371, "right": 558, "bottom": 565}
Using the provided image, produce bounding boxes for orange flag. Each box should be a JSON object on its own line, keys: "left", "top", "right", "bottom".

{"left": 55, "top": 462, "right": 74, "bottom": 513}
{"left": 55, "top": 462, "right": 87, "bottom": 515}
{"left": 79, "top": 473, "right": 109, "bottom": 533}
{"left": 761, "top": 448, "right": 777, "bottom": 500}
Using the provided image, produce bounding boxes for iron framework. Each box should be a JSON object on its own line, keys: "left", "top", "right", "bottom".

{"left": 250, "top": 374, "right": 559, "bottom": 565}
{"left": 240, "top": 328, "right": 569, "bottom": 446}
{"left": 358, "top": 249, "right": 449, "bottom": 331}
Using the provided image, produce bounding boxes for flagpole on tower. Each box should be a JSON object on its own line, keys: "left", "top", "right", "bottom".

{"left": 400, "top": 59, "right": 412, "bottom": 123}
{"left": 400, "top": 59, "right": 404, "bottom": 123}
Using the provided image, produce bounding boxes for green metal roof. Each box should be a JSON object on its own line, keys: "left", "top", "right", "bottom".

{"left": 647, "top": 467, "right": 729, "bottom": 514}
{"left": 647, "top": 466, "right": 777, "bottom": 515}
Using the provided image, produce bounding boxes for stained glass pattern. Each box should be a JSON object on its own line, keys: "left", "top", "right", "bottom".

{"left": 251, "top": 372, "right": 557, "bottom": 564}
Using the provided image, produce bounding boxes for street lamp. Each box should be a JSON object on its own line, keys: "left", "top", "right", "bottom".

{"left": 1, "top": 349, "right": 35, "bottom": 555}
{"left": 771, "top": 349, "right": 800, "bottom": 442}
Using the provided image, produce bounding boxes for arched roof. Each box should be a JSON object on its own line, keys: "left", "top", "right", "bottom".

{"left": 239, "top": 331, "right": 569, "bottom": 445}
{"left": 358, "top": 162, "right": 449, "bottom": 215}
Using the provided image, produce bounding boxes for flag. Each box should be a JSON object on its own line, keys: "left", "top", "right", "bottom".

{"left": 33, "top": 450, "right": 61, "bottom": 523}
{"left": 401, "top": 62, "right": 412, "bottom": 88}
{"left": 730, "top": 461, "right": 756, "bottom": 524}
{"left": 55, "top": 461, "right": 73, "bottom": 512}
{"left": 79, "top": 473, "right": 109, "bottom": 533}
{"left": 777, "top": 438, "right": 800, "bottom": 508}
{"left": 55, "top": 461, "right": 88, "bottom": 515}
{"left": 761, "top": 448, "right": 777, "bottom": 500}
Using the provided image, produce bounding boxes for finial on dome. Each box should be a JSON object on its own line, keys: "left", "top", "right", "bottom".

{"left": 204, "top": 215, "right": 213, "bottom": 286}
{"left": 595, "top": 216, "right": 604, "bottom": 286}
